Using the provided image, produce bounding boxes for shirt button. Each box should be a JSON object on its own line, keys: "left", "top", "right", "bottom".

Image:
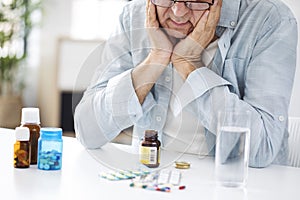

{"left": 278, "top": 116, "right": 285, "bottom": 122}
{"left": 156, "top": 116, "right": 162, "bottom": 122}
{"left": 165, "top": 76, "right": 170, "bottom": 82}
{"left": 230, "top": 21, "right": 236, "bottom": 27}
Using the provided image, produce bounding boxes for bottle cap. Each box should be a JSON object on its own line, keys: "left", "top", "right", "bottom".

{"left": 15, "top": 127, "right": 30, "bottom": 141}
{"left": 174, "top": 161, "right": 191, "bottom": 169}
{"left": 144, "top": 130, "right": 158, "bottom": 138}
{"left": 40, "top": 127, "right": 63, "bottom": 140}
{"left": 21, "top": 107, "right": 40, "bottom": 124}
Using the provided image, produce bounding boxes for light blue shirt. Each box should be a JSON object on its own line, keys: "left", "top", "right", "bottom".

{"left": 74, "top": 0, "right": 298, "bottom": 168}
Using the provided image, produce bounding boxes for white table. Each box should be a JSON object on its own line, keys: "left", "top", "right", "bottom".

{"left": 1, "top": 128, "right": 300, "bottom": 200}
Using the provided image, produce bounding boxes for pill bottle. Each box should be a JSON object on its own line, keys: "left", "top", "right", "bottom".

{"left": 20, "top": 107, "right": 41, "bottom": 165}
{"left": 139, "top": 130, "right": 161, "bottom": 168}
{"left": 14, "top": 127, "right": 31, "bottom": 168}
{"left": 37, "top": 127, "right": 63, "bottom": 170}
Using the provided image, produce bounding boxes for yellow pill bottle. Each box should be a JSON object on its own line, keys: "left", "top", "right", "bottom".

{"left": 14, "top": 127, "right": 31, "bottom": 168}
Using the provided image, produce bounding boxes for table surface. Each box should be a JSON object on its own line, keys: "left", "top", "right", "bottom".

{"left": 1, "top": 127, "right": 300, "bottom": 200}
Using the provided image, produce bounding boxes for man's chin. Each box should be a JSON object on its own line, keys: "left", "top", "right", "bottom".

{"left": 165, "top": 29, "right": 188, "bottom": 39}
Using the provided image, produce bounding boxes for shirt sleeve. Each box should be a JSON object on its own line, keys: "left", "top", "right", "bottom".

{"left": 74, "top": 4, "right": 143, "bottom": 149}
{"left": 74, "top": 1, "right": 158, "bottom": 149}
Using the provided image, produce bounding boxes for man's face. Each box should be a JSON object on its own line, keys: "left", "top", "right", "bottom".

{"left": 156, "top": 2, "right": 206, "bottom": 38}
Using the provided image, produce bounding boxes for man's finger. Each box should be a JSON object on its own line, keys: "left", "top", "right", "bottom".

{"left": 147, "top": 0, "right": 159, "bottom": 28}
{"left": 191, "top": 10, "right": 209, "bottom": 37}
{"left": 207, "top": 0, "right": 222, "bottom": 29}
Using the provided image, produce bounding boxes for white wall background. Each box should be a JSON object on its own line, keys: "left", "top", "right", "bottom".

{"left": 32, "top": 0, "right": 126, "bottom": 127}
{"left": 36, "top": 0, "right": 73, "bottom": 126}
{"left": 23, "top": 0, "right": 300, "bottom": 127}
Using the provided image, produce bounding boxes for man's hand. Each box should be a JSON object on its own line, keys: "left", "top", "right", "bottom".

{"left": 146, "top": 0, "right": 173, "bottom": 63}
{"left": 171, "top": 0, "right": 222, "bottom": 79}
{"left": 132, "top": 0, "right": 176, "bottom": 104}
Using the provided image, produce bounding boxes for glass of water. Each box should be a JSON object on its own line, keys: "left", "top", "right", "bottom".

{"left": 215, "top": 110, "right": 251, "bottom": 187}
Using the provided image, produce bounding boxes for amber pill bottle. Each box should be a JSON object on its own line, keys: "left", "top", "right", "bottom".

{"left": 20, "top": 107, "right": 41, "bottom": 165}
{"left": 139, "top": 130, "right": 161, "bottom": 168}
{"left": 14, "top": 127, "right": 31, "bottom": 168}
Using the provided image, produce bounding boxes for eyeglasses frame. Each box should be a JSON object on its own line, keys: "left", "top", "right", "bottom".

{"left": 151, "top": 0, "right": 215, "bottom": 10}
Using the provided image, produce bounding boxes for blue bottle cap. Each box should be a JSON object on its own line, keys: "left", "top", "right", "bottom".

{"left": 40, "top": 127, "right": 63, "bottom": 140}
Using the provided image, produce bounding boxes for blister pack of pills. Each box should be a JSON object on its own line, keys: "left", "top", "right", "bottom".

{"left": 99, "top": 169, "right": 150, "bottom": 181}
{"left": 130, "top": 169, "right": 184, "bottom": 192}
{"left": 157, "top": 169, "right": 182, "bottom": 185}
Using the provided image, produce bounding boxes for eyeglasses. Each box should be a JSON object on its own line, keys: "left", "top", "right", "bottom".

{"left": 151, "top": 0, "right": 214, "bottom": 11}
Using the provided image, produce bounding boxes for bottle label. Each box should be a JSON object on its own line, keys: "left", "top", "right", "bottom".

{"left": 139, "top": 146, "right": 158, "bottom": 165}
{"left": 14, "top": 142, "right": 31, "bottom": 168}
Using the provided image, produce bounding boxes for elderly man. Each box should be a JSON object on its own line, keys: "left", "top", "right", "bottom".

{"left": 74, "top": 0, "right": 297, "bottom": 168}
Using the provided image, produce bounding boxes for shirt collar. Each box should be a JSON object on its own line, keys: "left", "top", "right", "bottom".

{"left": 218, "top": 0, "right": 241, "bottom": 29}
